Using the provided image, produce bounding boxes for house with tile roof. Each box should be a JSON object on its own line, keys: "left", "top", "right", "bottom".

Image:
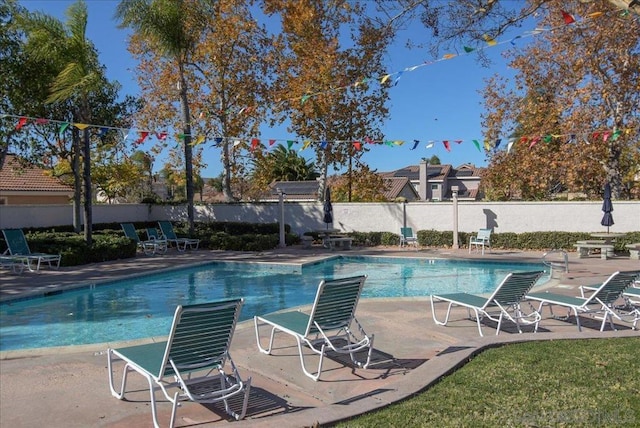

{"left": 265, "top": 176, "right": 419, "bottom": 202}
{"left": 0, "top": 154, "right": 73, "bottom": 205}
{"left": 381, "top": 160, "right": 484, "bottom": 201}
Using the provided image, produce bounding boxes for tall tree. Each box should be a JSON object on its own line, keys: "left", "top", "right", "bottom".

{"left": 117, "top": 0, "right": 273, "bottom": 214}
{"left": 481, "top": 0, "right": 639, "bottom": 200}
{"left": 19, "top": 0, "right": 112, "bottom": 244}
{"left": 116, "top": 0, "right": 203, "bottom": 233}
{"left": 264, "top": 0, "right": 392, "bottom": 202}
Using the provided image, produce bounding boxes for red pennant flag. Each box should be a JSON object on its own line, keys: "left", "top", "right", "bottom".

{"left": 561, "top": 10, "right": 575, "bottom": 24}
{"left": 268, "top": 139, "right": 276, "bottom": 146}
{"left": 353, "top": 141, "right": 362, "bottom": 151}
{"left": 443, "top": 140, "right": 451, "bottom": 152}
{"left": 35, "top": 118, "right": 49, "bottom": 125}
{"left": 155, "top": 132, "right": 167, "bottom": 141}
{"left": 529, "top": 136, "right": 541, "bottom": 149}
{"left": 15, "top": 117, "right": 28, "bottom": 130}
{"left": 250, "top": 138, "right": 260, "bottom": 151}
{"left": 136, "top": 131, "right": 149, "bottom": 144}
{"left": 454, "top": 140, "right": 462, "bottom": 144}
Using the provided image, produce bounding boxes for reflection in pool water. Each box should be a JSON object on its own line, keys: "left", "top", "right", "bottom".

{"left": 0, "top": 256, "right": 547, "bottom": 351}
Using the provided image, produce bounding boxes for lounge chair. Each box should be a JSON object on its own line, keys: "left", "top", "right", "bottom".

{"left": 107, "top": 299, "right": 251, "bottom": 426}
{"left": 430, "top": 271, "right": 545, "bottom": 336}
{"left": 400, "top": 227, "right": 418, "bottom": 249}
{"left": 581, "top": 281, "right": 640, "bottom": 330}
{"left": 121, "top": 223, "right": 166, "bottom": 256}
{"left": 469, "top": 228, "right": 492, "bottom": 255}
{"left": 158, "top": 221, "right": 200, "bottom": 252}
{"left": 527, "top": 270, "right": 640, "bottom": 332}
{"left": 254, "top": 275, "right": 374, "bottom": 381}
{"left": 145, "top": 227, "right": 168, "bottom": 254}
{"left": 1, "top": 228, "right": 61, "bottom": 272}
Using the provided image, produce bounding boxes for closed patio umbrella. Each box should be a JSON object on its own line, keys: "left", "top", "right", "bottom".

{"left": 600, "top": 183, "right": 614, "bottom": 233}
{"left": 323, "top": 186, "right": 333, "bottom": 229}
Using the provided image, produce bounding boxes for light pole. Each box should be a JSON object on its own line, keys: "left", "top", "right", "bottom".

{"left": 452, "top": 186, "right": 459, "bottom": 249}
{"left": 277, "top": 188, "right": 286, "bottom": 248}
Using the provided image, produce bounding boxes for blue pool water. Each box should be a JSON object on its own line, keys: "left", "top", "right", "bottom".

{"left": 0, "top": 256, "right": 546, "bottom": 351}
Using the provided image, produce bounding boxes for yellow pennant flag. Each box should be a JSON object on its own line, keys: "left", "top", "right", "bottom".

{"left": 74, "top": 123, "right": 90, "bottom": 130}
{"left": 301, "top": 140, "right": 311, "bottom": 150}
{"left": 442, "top": 53, "right": 457, "bottom": 59}
{"left": 482, "top": 34, "right": 497, "bottom": 46}
{"left": 380, "top": 74, "right": 391, "bottom": 84}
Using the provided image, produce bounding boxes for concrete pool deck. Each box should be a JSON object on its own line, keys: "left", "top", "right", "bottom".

{"left": 1, "top": 246, "right": 639, "bottom": 427}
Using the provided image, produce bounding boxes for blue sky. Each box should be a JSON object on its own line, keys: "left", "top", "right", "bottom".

{"left": 19, "top": 0, "right": 529, "bottom": 177}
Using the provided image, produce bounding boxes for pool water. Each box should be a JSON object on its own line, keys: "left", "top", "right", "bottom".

{"left": 0, "top": 256, "right": 547, "bottom": 351}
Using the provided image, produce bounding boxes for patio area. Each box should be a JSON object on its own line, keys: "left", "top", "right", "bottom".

{"left": 1, "top": 246, "right": 638, "bottom": 427}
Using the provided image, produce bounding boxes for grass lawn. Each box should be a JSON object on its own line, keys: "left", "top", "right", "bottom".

{"left": 336, "top": 337, "right": 640, "bottom": 427}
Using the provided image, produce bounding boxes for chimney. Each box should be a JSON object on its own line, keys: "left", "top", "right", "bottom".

{"left": 419, "top": 159, "right": 428, "bottom": 200}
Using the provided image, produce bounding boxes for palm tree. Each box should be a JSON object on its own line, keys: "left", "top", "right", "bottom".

{"left": 116, "top": 0, "right": 201, "bottom": 234}
{"left": 20, "top": 0, "right": 107, "bottom": 245}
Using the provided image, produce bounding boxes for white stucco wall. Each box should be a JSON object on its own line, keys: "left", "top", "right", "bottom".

{"left": 1, "top": 201, "right": 638, "bottom": 234}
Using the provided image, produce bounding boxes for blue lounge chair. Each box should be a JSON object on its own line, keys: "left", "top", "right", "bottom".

{"left": 158, "top": 221, "right": 199, "bottom": 252}
{"left": 431, "top": 271, "right": 545, "bottom": 336}
{"left": 1, "top": 228, "right": 61, "bottom": 272}
{"left": 121, "top": 223, "right": 166, "bottom": 256}
{"left": 254, "top": 275, "right": 374, "bottom": 381}
{"left": 527, "top": 270, "right": 640, "bottom": 331}
{"left": 107, "top": 299, "right": 251, "bottom": 426}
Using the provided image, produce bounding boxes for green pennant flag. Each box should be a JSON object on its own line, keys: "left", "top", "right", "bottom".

{"left": 287, "top": 140, "right": 295, "bottom": 149}
{"left": 472, "top": 139, "right": 481, "bottom": 152}
{"left": 59, "top": 122, "right": 70, "bottom": 135}
{"left": 463, "top": 46, "right": 475, "bottom": 53}
{"left": 543, "top": 135, "right": 553, "bottom": 143}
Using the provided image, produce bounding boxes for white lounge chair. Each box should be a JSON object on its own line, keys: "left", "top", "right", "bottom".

{"left": 254, "top": 275, "right": 374, "bottom": 381}
{"left": 107, "top": 299, "right": 251, "bottom": 426}
{"left": 431, "top": 271, "right": 544, "bottom": 336}
{"left": 527, "top": 270, "right": 640, "bottom": 331}
{"left": 469, "top": 228, "right": 492, "bottom": 255}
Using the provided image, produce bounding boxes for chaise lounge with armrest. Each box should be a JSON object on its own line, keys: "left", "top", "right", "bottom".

{"left": 526, "top": 270, "right": 640, "bottom": 332}
{"left": 254, "top": 275, "right": 374, "bottom": 381}
{"left": 430, "top": 271, "right": 545, "bottom": 336}
{"left": 107, "top": 299, "right": 251, "bottom": 426}
{"left": 1, "top": 228, "right": 61, "bottom": 272}
{"left": 158, "top": 221, "right": 200, "bottom": 252}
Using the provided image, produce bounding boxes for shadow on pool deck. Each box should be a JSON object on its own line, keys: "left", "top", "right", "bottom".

{"left": 1, "top": 246, "right": 639, "bottom": 427}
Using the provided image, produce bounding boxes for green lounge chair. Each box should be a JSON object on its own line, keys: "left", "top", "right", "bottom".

{"left": 107, "top": 299, "right": 251, "bottom": 426}
{"left": 430, "top": 271, "right": 545, "bottom": 336}
{"left": 145, "top": 227, "right": 168, "bottom": 254}
{"left": 254, "top": 275, "right": 374, "bottom": 381}
{"left": 121, "top": 223, "right": 166, "bottom": 256}
{"left": 158, "top": 221, "right": 200, "bottom": 252}
{"left": 400, "top": 227, "right": 418, "bottom": 249}
{"left": 527, "top": 270, "right": 640, "bottom": 332}
{"left": 1, "top": 228, "right": 61, "bottom": 272}
{"left": 582, "top": 280, "right": 640, "bottom": 330}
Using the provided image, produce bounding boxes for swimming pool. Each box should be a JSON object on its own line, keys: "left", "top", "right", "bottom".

{"left": 0, "top": 256, "right": 547, "bottom": 351}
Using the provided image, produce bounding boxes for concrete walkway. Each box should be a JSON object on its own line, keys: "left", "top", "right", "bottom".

{"left": 1, "top": 246, "right": 638, "bottom": 427}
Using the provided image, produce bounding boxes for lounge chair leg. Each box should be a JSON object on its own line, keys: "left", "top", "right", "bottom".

{"left": 254, "top": 318, "right": 277, "bottom": 354}
{"left": 430, "top": 297, "right": 454, "bottom": 326}
{"left": 296, "top": 337, "right": 324, "bottom": 381}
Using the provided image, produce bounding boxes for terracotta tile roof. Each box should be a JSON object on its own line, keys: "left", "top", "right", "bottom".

{"left": 0, "top": 155, "right": 73, "bottom": 193}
